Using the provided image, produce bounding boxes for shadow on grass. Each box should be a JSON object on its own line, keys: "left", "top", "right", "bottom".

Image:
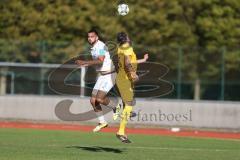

{"left": 66, "top": 145, "right": 125, "bottom": 154}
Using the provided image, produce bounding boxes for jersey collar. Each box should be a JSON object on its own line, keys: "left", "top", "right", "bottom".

{"left": 91, "top": 40, "right": 100, "bottom": 50}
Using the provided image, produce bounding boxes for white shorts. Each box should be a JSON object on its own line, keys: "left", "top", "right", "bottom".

{"left": 92, "top": 72, "right": 116, "bottom": 95}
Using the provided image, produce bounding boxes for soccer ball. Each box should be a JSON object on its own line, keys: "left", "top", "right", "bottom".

{"left": 118, "top": 3, "right": 129, "bottom": 16}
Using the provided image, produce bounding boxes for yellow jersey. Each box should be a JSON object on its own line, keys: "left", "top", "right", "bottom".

{"left": 117, "top": 43, "right": 137, "bottom": 78}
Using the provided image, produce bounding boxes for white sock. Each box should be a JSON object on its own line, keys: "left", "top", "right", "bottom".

{"left": 96, "top": 111, "right": 106, "bottom": 124}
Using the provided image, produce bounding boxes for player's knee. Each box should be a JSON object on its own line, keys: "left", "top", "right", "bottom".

{"left": 96, "top": 97, "right": 104, "bottom": 104}
{"left": 125, "top": 100, "right": 135, "bottom": 106}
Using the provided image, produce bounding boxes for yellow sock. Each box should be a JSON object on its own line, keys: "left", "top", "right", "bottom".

{"left": 118, "top": 105, "right": 132, "bottom": 135}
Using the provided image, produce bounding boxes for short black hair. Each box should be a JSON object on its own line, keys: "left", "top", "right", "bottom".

{"left": 88, "top": 28, "right": 99, "bottom": 37}
{"left": 117, "top": 32, "right": 128, "bottom": 45}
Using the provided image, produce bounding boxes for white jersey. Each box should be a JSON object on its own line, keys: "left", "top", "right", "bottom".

{"left": 90, "top": 40, "right": 114, "bottom": 72}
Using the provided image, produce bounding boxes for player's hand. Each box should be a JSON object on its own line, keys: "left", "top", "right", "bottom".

{"left": 143, "top": 54, "right": 149, "bottom": 62}
{"left": 129, "top": 71, "right": 139, "bottom": 82}
{"left": 132, "top": 74, "right": 139, "bottom": 82}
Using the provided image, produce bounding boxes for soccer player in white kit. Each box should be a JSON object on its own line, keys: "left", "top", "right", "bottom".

{"left": 75, "top": 29, "right": 120, "bottom": 132}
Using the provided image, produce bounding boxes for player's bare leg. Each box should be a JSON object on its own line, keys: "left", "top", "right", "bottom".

{"left": 90, "top": 90, "right": 108, "bottom": 132}
{"left": 96, "top": 90, "right": 121, "bottom": 120}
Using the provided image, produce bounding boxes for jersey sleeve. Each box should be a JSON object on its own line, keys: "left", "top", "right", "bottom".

{"left": 97, "top": 43, "right": 107, "bottom": 56}
{"left": 123, "top": 47, "right": 134, "bottom": 56}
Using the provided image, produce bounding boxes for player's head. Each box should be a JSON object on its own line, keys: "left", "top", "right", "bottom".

{"left": 117, "top": 32, "right": 130, "bottom": 45}
{"left": 87, "top": 29, "right": 99, "bottom": 45}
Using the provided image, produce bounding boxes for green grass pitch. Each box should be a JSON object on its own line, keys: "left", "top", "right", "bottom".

{"left": 0, "top": 128, "right": 239, "bottom": 160}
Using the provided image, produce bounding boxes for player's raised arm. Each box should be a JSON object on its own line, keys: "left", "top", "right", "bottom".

{"left": 137, "top": 53, "right": 148, "bottom": 64}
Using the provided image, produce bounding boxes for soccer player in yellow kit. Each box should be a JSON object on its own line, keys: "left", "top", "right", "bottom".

{"left": 115, "top": 32, "right": 148, "bottom": 143}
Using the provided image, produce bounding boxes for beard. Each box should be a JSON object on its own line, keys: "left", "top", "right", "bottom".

{"left": 88, "top": 40, "right": 97, "bottom": 46}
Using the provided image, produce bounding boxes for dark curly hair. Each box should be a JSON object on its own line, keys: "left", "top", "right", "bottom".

{"left": 117, "top": 32, "right": 129, "bottom": 45}
{"left": 88, "top": 28, "right": 99, "bottom": 37}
